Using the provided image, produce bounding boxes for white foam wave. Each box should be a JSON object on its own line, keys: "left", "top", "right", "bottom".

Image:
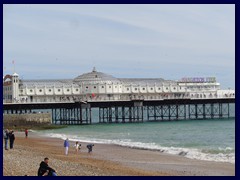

{"left": 42, "top": 133, "right": 235, "bottom": 164}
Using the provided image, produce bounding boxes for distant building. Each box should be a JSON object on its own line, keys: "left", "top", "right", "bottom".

{"left": 3, "top": 67, "right": 235, "bottom": 103}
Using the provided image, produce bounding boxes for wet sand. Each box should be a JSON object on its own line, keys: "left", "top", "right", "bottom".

{"left": 3, "top": 132, "right": 235, "bottom": 176}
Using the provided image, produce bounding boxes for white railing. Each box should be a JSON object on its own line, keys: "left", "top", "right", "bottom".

{"left": 5, "top": 91, "right": 235, "bottom": 104}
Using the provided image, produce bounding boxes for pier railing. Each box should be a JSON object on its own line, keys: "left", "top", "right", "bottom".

{"left": 4, "top": 92, "right": 235, "bottom": 104}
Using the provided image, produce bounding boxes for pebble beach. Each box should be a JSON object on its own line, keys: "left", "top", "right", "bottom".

{"left": 3, "top": 132, "right": 235, "bottom": 176}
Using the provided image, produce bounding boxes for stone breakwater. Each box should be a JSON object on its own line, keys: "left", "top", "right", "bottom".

{"left": 3, "top": 113, "right": 51, "bottom": 127}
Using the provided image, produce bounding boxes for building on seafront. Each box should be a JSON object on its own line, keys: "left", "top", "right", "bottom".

{"left": 3, "top": 67, "right": 235, "bottom": 104}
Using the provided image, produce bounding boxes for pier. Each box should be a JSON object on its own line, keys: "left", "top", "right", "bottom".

{"left": 3, "top": 68, "right": 235, "bottom": 125}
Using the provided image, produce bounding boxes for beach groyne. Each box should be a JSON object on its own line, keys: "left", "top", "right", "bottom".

{"left": 3, "top": 113, "right": 51, "bottom": 128}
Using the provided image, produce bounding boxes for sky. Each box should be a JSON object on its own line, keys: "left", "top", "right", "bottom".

{"left": 3, "top": 4, "right": 235, "bottom": 89}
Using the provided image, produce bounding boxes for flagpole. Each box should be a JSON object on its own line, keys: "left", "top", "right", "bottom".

{"left": 12, "top": 60, "right": 15, "bottom": 73}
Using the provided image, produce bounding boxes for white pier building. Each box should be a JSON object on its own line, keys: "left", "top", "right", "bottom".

{"left": 3, "top": 67, "right": 235, "bottom": 104}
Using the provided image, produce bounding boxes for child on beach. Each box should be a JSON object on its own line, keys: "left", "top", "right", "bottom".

{"left": 74, "top": 141, "right": 81, "bottom": 154}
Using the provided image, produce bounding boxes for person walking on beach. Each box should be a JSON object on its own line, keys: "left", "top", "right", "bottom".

{"left": 3, "top": 129, "right": 9, "bottom": 150}
{"left": 9, "top": 130, "right": 15, "bottom": 149}
{"left": 37, "top": 157, "right": 57, "bottom": 176}
{"left": 25, "top": 129, "right": 28, "bottom": 138}
{"left": 64, "top": 138, "right": 70, "bottom": 155}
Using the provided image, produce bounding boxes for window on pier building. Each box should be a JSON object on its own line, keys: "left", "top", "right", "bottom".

{"left": 39, "top": 89, "right": 42, "bottom": 92}
{"left": 30, "top": 89, "right": 33, "bottom": 92}
{"left": 150, "top": 88, "right": 153, "bottom": 90}
{"left": 158, "top": 88, "right": 161, "bottom": 90}
{"left": 102, "top": 86, "right": 104, "bottom": 88}
{"left": 127, "top": 88, "right": 129, "bottom": 91}
{"left": 76, "top": 89, "right": 79, "bottom": 91}
{"left": 67, "top": 89, "right": 70, "bottom": 91}
{"left": 135, "top": 88, "right": 138, "bottom": 91}
{"left": 94, "top": 86, "right": 96, "bottom": 89}
{"left": 142, "top": 88, "right": 145, "bottom": 90}
{"left": 49, "top": 89, "right": 52, "bottom": 92}
{"left": 58, "top": 89, "right": 61, "bottom": 92}
{"left": 109, "top": 86, "right": 111, "bottom": 88}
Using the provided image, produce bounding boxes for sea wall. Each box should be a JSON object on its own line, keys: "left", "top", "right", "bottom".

{"left": 3, "top": 113, "right": 52, "bottom": 127}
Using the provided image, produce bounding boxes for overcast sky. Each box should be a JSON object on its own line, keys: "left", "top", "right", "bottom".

{"left": 3, "top": 4, "right": 235, "bottom": 89}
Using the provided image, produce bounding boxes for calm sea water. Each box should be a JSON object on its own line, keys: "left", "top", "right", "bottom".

{"left": 37, "top": 118, "right": 235, "bottom": 164}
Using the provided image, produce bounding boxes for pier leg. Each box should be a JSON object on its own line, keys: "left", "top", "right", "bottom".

{"left": 211, "top": 104, "right": 214, "bottom": 119}
{"left": 195, "top": 104, "right": 198, "bottom": 119}
{"left": 228, "top": 103, "right": 230, "bottom": 118}
{"left": 203, "top": 104, "right": 206, "bottom": 119}
{"left": 219, "top": 103, "right": 222, "bottom": 118}
{"left": 154, "top": 106, "right": 156, "bottom": 121}
{"left": 168, "top": 105, "right": 171, "bottom": 121}
{"left": 176, "top": 105, "right": 179, "bottom": 120}
{"left": 115, "top": 107, "right": 118, "bottom": 123}
{"left": 129, "top": 107, "right": 132, "bottom": 123}
{"left": 122, "top": 107, "right": 125, "bottom": 123}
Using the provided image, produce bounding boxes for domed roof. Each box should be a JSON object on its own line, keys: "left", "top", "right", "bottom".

{"left": 73, "top": 67, "right": 121, "bottom": 85}
{"left": 12, "top": 72, "right": 19, "bottom": 77}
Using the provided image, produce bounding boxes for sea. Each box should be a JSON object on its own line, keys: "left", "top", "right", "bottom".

{"left": 37, "top": 115, "right": 235, "bottom": 164}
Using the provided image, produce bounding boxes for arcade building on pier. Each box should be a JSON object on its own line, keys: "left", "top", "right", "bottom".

{"left": 3, "top": 67, "right": 235, "bottom": 104}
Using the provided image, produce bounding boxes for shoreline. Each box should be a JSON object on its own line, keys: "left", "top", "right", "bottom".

{"left": 3, "top": 132, "right": 235, "bottom": 176}
{"left": 38, "top": 130, "right": 235, "bottom": 164}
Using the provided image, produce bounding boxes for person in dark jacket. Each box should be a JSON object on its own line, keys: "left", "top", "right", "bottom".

{"left": 3, "top": 129, "right": 9, "bottom": 150}
{"left": 37, "top": 157, "right": 57, "bottom": 176}
{"left": 87, "top": 144, "right": 94, "bottom": 153}
{"left": 9, "top": 130, "right": 15, "bottom": 149}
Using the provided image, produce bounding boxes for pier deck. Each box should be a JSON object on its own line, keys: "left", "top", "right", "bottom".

{"left": 3, "top": 98, "right": 235, "bottom": 125}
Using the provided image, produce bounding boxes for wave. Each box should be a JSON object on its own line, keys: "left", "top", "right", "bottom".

{"left": 42, "top": 132, "right": 235, "bottom": 164}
